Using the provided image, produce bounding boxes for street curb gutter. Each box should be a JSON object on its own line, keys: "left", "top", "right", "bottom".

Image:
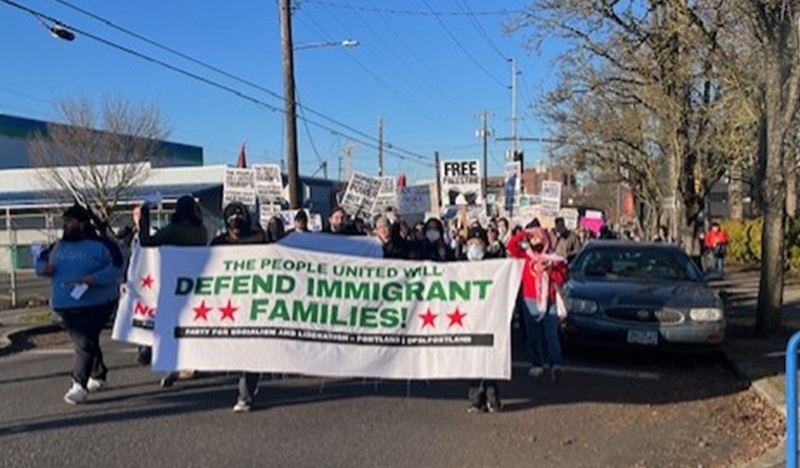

{"left": 0, "top": 323, "right": 63, "bottom": 357}
{"left": 722, "top": 351, "right": 787, "bottom": 468}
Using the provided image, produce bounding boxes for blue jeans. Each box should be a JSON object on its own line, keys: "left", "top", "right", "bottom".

{"left": 713, "top": 255, "right": 725, "bottom": 276}
{"left": 523, "top": 299, "right": 562, "bottom": 367}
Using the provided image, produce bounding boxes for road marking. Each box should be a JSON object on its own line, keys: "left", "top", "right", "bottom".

{"left": 512, "top": 361, "right": 660, "bottom": 381}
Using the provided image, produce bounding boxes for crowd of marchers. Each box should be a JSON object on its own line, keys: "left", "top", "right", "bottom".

{"left": 33, "top": 196, "right": 729, "bottom": 415}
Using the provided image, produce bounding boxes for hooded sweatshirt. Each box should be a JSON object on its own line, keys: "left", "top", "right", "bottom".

{"left": 506, "top": 228, "right": 567, "bottom": 310}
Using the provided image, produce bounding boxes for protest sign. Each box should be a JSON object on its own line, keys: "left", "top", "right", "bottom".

{"left": 372, "top": 176, "right": 398, "bottom": 215}
{"left": 540, "top": 180, "right": 562, "bottom": 216}
{"left": 116, "top": 244, "right": 523, "bottom": 380}
{"left": 275, "top": 209, "right": 323, "bottom": 232}
{"left": 340, "top": 172, "right": 381, "bottom": 216}
{"left": 223, "top": 168, "right": 256, "bottom": 207}
{"left": 253, "top": 164, "right": 283, "bottom": 204}
{"left": 559, "top": 207, "right": 580, "bottom": 230}
{"left": 440, "top": 160, "right": 482, "bottom": 207}
{"left": 504, "top": 162, "right": 521, "bottom": 213}
{"left": 398, "top": 185, "right": 431, "bottom": 216}
{"left": 259, "top": 203, "right": 282, "bottom": 229}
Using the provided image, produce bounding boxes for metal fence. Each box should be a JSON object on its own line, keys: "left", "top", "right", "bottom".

{"left": 0, "top": 206, "right": 226, "bottom": 309}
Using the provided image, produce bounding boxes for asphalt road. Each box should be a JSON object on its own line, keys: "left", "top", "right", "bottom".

{"left": 0, "top": 333, "right": 770, "bottom": 468}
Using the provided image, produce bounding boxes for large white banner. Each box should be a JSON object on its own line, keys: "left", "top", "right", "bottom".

{"left": 115, "top": 244, "right": 523, "bottom": 380}
{"left": 112, "top": 246, "right": 161, "bottom": 346}
{"left": 440, "top": 159, "right": 482, "bottom": 207}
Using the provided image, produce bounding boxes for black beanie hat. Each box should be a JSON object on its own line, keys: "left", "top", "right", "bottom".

{"left": 63, "top": 203, "right": 91, "bottom": 223}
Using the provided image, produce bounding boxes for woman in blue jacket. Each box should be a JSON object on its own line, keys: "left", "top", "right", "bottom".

{"left": 35, "top": 204, "right": 122, "bottom": 405}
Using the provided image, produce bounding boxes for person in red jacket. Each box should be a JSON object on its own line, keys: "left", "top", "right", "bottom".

{"left": 704, "top": 222, "right": 728, "bottom": 276}
{"left": 507, "top": 222, "right": 568, "bottom": 382}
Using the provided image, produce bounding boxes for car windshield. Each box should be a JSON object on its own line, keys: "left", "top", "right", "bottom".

{"left": 572, "top": 246, "right": 703, "bottom": 282}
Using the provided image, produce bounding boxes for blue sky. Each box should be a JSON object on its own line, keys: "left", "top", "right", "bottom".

{"left": 0, "top": 0, "right": 561, "bottom": 183}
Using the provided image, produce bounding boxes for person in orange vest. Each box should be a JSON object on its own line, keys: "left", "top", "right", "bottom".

{"left": 704, "top": 222, "right": 729, "bottom": 276}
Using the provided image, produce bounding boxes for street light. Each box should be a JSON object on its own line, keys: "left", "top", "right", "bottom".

{"left": 294, "top": 39, "right": 359, "bottom": 51}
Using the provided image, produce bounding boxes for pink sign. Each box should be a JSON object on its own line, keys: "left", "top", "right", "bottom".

{"left": 580, "top": 217, "right": 604, "bottom": 235}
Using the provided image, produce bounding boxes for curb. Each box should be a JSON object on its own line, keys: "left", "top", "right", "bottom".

{"left": 721, "top": 349, "right": 787, "bottom": 468}
{"left": 0, "top": 322, "right": 64, "bottom": 357}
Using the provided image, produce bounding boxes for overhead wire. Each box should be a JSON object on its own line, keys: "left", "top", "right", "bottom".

{"left": 305, "top": 1, "right": 520, "bottom": 17}
{"left": 454, "top": 0, "right": 509, "bottom": 61}
{"left": 349, "top": 7, "right": 471, "bottom": 116}
{"left": 420, "top": 0, "right": 507, "bottom": 88}
{"left": 295, "top": 7, "right": 468, "bottom": 138}
{"left": 0, "top": 0, "right": 433, "bottom": 166}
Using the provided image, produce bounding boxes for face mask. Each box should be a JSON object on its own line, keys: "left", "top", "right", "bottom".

{"left": 426, "top": 230, "right": 441, "bottom": 242}
{"left": 519, "top": 241, "right": 530, "bottom": 250}
{"left": 467, "top": 246, "right": 485, "bottom": 261}
{"left": 531, "top": 243, "right": 545, "bottom": 253}
{"left": 228, "top": 216, "right": 245, "bottom": 231}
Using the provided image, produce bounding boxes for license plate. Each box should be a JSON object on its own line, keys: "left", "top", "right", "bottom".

{"left": 627, "top": 330, "right": 658, "bottom": 346}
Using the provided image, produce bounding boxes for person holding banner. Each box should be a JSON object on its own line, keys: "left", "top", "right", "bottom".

{"left": 35, "top": 204, "right": 122, "bottom": 405}
{"left": 137, "top": 196, "right": 209, "bottom": 388}
{"left": 293, "top": 210, "right": 310, "bottom": 233}
{"left": 418, "top": 218, "right": 455, "bottom": 261}
{"left": 211, "top": 202, "right": 269, "bottom": 412}
{"left": 464, "top": 231, "right": 503, "bottom": 413}
{"left": 507, "top": 224, "right": 568, "bottom": 383}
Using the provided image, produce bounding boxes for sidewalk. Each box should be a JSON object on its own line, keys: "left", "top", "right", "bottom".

{"left": 712, "top": 271, "right": 800, "bottom": 468}
{"left": 0, "top": 272, "right": 797, "bottom": 467}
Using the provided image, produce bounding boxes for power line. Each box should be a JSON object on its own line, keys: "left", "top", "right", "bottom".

{"left": 455, "top": 0, "right": 509, "bottom": 61}
{"left": 0, "top": 0, "right": 433, "bottom": 166}
{"left": 296, "top": 8, "right": 468, "bottom": 138}
{"left": 305, "top": 1, "right": 521, "bottom": 16}
{"left": 40, "top": 0, "right": 430, "bottom": 163}
{"left": 420, "top": 0, "right": 506, "bottom": 88}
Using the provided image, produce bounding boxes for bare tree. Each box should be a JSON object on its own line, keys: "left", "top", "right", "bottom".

{"left": 28, "top": 96, "right": 170, "bottom": 222}
{"left": 509, "top": 0, "right": 752, "bottom": 253}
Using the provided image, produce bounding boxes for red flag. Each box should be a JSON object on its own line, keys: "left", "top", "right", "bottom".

{"left": 397, "top": 173, "right": 407, "bottom": 190}
{"left": 237, "top": 141, "right": 247, "bottom": 168}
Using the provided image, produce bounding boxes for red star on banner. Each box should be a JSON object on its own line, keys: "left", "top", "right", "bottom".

{"left": 419, "top": 308, "right": 438, "bottom": 329}
{"left": 193, "top": 301, "right": 212, "bottom": 322}
{"left": 140, "top": 275, "right": 155, "bottom": 289}
{"left": 219, "top": 300, "right": 238, "bottom": 321}
{"left": 447, "top": 307, "right": 467, "bottom": 328}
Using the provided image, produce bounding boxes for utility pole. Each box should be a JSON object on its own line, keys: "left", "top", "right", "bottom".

{"left": 378, "top": 116, "right": 384, "bottom": 177}
{"left": 478, "top": 111, "right": 489, "bottom": 200}
{"left": 434, "top": 151, "right": 442, "bottom": 211}
{"left": 510, "top": 58, "right": 518, "bottom": 155}
{"left": 279, "top": 0, "right": 301, "bottom": 209}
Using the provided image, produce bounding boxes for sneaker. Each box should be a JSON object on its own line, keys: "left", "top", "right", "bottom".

{"left": 527, "top": 366, "right": 545, "bottom": 378}
{"left": 485, "top": 387, "right": 502, "bottom": 413}
{"left": 64, "top": 382, "right": 88, "bottom": 405}
{"left": 233, "top": 400, "right": 252, "bottom": 413}
{"left": 550, "top": 365, "right": 564, "bottom": 383}
{"left": 486, "top": 399, "right": 503, "bottom": 413}
{"left": 87, "top": 378, "right": 105, "bottom": 393}
{"left": 160, "top": 376, "right": 175, "bottom": 388}
{"left": 467, "top": 403, "right": 486, "bottom": 414}
{"left": 135, "top": 347, "right": 152, "bottom": 366}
